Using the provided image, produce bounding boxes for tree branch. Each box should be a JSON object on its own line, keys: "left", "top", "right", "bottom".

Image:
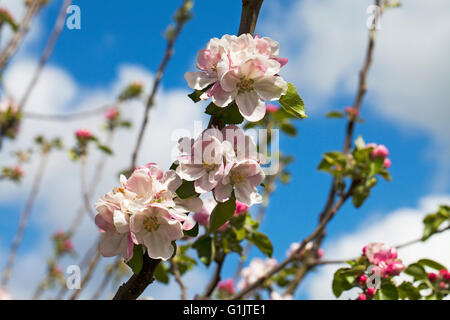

{"left": 1, "top": 151, "right": 49, "bottom": 288}
{"left": 203, "top": 256, "right": 226, "bottom": 298}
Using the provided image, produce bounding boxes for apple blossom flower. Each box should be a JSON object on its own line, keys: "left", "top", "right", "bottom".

{"left": 384, "top": 261, "right": 405, "bottom": 276}
{"left": 219, "top": 58, "right": 288, "bottom": 121}
{"left": 270, "top": 292, "right": 293, "bottom": 300}
{"left": 75, "top": 129, "right": 92, "bottom": 139}
{"left": 176, "top": 128, "right": 232, "bottom": 193}
{"left": 238, "top": 258, "right": 277, "bottom": 290}
{"left": 131, "top": 204, "right": 184, "bottom": 260}
{"left": 214, "top": 159, "right": 265, "bottom": 206}
{"left": 0, "top": 98, "right": 18, "bottom": 114}
{"left": 94, "top": 164, "right": 202, "bottom": 260}
{"left": 364, "top": 242, "right": 397, "bottom": 265}
{"left": 94, "top": 187, "right": 135, "bottom": 260}
{"left": 185, "top": 34, "right": 288, "bottom": 122}
{"left": 218, "top": 278, "right": 235, "bottom": 295}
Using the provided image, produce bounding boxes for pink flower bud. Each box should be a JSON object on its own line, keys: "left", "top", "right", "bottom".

{"left": 63, "top": 240, "right": 74, "bottom": 251}
{"left": 428, "top": 272, "right": 438, "bottom": 282}
{"left": 265, "top": 104, "right": 279, "bottom": 113}
{"left": 366, "top": 287, "right": 376, "bottom": 297}
{"left": 371, "top": 145, "right": 389, "bottom": 159}
{"left": 13, "top": 165, "right": 24, "bottom": 177}
{"left": 383, "top": 158, "right": 392, "bottom": 168}
{"left": 75, "top": 129, "right": 92, "bottom": 139}
{"left": 356, "top": 274, "right": 367, "bottom": 286}
{"left": 357, "top": 293, "right": 367, "bottom": 300}
{"left": 235, "top": 201, "right": 249, "bottom": 216}
{"left": 317, "top": 248, "right": 324, "bottom": 259}
{"left": 440, "top": 282, "right": 447, "bottom": 289}
{"left": 344, "top": 106, "right": 359, "bottom": 117}
{"left": 218, "top": 278, "right": 235, "bottom": 295}
{"left": 105, "top": 108, "right": 119, "bottom": 120}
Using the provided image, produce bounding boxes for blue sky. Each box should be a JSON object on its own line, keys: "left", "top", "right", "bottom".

{"left": 0, "top": 0, "right": 449, "bottom": 299}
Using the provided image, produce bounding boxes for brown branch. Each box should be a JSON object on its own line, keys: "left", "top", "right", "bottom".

{"left": 18, "top": 0, "right": 72, "bottom": 111}
{"left": 0, "top": 0, "right": 43, "bottom": 74}
{"left": 0, "top": 151, "right": 49, "bottom": 288}
{"left": 69, "top": 249, "right": 102, "bottom": 300}
{"left": 172, "top": 261, "right": 187, "bottom": 300}
{"left": 230, "top": 183, "right": 355, "bottom": 300}
{"left": 112, "top": 254, "right": 161, "bottom": 300}
{"left": 129, "top": 0, "right": 191, "bottom": 171}
{"left": 203, "top": 256, "right": 226, "bottom": 298}
{"left": 111, "top": 0, "right": 192, "bottom": 301}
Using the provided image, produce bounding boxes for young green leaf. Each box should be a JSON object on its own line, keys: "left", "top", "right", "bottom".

{"left": 209, "top": 196, "right": 236, "bottom": 232}
{"left": 279, "top": 83, "right": 307, "bottom": 119}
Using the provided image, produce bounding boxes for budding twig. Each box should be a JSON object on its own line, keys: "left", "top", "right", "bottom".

{"left": 1, "top": 151, "right": 50, "bottom": 288}
{"left": 18, "top": 0, "right": 73, "bottom": 111}
{"left": 0, "top": 0, "right": 43, "bottom": 74}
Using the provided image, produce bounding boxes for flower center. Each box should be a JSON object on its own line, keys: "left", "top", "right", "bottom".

{"left": 203, "top": 161, "right": 217, "bottom": 171}
{"left": 231, "top": 171, "right": 245, "bottom": 183}
{"left": 143, "top": 216, "right": 160, "bottom": 232}
{"left": 238, "top": 77, "right": 254, "bottom": 92}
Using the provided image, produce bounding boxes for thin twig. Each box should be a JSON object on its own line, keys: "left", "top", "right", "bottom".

{"left": 172, "top": 261, "right": 187, "bottom": 300}
{"left": 18, "top": 0, "right": 72, "bottom": 111}
{"left": 0, "top": 0, "right": 43, "bottom": 74}
{"left": 69, "top": 249, "right": 101, "bottom": 300}
{"left": 112, "top": 0, "right": 192, "bottom": 300}
{"left": 23, "top": 104, "right": 115, "bottom": 122}
{"left": 203, "top": 256, "right": 225, "bottom": 298}
{"left": 91, "top": 257, "right": 121, "bottom": 300}
{"left": 0, "top": 151, "right": 49, "bottom": 287}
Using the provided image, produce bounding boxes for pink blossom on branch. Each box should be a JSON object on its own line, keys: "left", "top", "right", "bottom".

{"left": 185, "top": 34, "right": 288, "bottom": 122}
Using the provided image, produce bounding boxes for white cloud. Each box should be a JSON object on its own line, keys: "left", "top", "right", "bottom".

{"left": 303, "top": 194, "right": 450, "bottom": 300}
{"left": 262, "top": 0, "right": 450, "bottom": 190}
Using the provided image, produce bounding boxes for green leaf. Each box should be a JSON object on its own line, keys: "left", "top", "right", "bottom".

{"left": 97, "top": 144, "right": 113, "bottom": 155}
{"left": 176, "top": 180, "right": 198, "bottom": 199}
{"left": 248, "top": 232, "right": 273, "bottom": 257}
{"left": 154, "top": 263, "right": 169, "bottom": 284}
{"left": 278, "top": 83, "right": 307, "bottom": 119}
{"left": 332, "top": 268, "right": 354, "bottom": 297}
{"left": 280, "top": 122, "right": 297, "bottom": 136}
{"left": 183, "top": 222, "right": 199, "bottom": 237}
{"left": 325, "top": 111, "right": 343, "bottom": 118}
{"left": 193, "top": 236, "right": 213, "bottom": 266}
{"left": 126, "top": 245, "right": 144, "bottom": 275}
{"left": 377, "top": 282, "right": 399, "bottom": 300}
{"left": 398, "top": 282, "right": 421, "bottom": 300}
{"left": 404, "top": 263, "right": 427, "bottom": 281}
{"left": 418, "top": 259, "right": 446, "bottom": 271}
{"left": 205, "top": 102, "right": 244, "bottom": 124}
{"left": 188, "top": 84, "right": 213, "bottom": 103}
{"left": 209, "top": 195, "right": 236, "bottom": 232}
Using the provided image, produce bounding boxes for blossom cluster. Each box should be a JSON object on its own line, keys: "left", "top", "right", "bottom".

{"left": 94, "top": 163, "right": 202, "bottom": 261}
{"left": 185, "top": 34, "right": 288, "bottom": 122}
{"left": 237, "top": 258, "right": 278, "bottom": 290}
{"left": 363, "top": 242, "right": 405, "bottom": 277}
{"left": 177, "top": 125, "right": 265, "bottom": 207}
